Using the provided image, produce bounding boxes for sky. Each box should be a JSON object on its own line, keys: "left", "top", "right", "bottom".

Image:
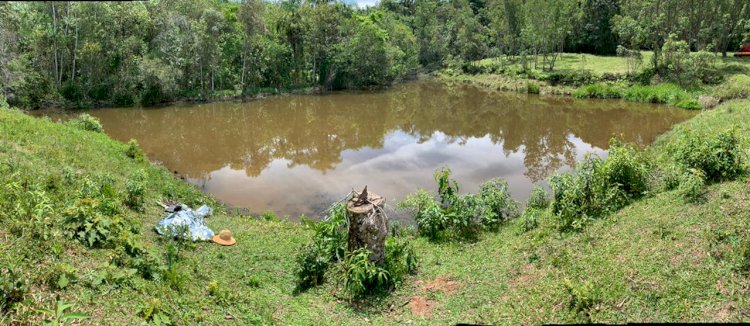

{"left": 343, "top": 0, "right": 378, "bottom": 8}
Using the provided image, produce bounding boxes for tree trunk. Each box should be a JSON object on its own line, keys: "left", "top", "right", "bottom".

{"left": 346, "top": 190, "right": 388, "bottom": 264}
{"left": 51, "top": 3, "right": 60, "bottom": 88}
{"left": 71, "top": 7, "right": 77, "bottom": 83}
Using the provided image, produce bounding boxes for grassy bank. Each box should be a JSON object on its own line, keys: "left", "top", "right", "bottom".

{"left": 1, "top": 96, "right": 750, "bottom": 324}
{"left": 438, "top": 52, "right": 750, "bottom": 110}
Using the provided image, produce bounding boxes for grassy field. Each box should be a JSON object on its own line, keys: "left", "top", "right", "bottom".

{"left": 473, "top": 52, "right": 749, "bottom": 77}
{"left": 2, "top": 92, "right": 750, "bottom": 324}
{"left": 475, "top": 52, "right": 655, "bottom": 76}
{"left": 441, "top": 52, "right": 750, "bottom": 108}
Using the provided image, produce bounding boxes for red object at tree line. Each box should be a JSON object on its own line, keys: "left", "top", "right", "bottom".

{"left": 736, "top": 45, "right": 750, "bottom": 57}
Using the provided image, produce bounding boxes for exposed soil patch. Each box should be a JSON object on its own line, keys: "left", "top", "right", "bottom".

{"left": 420, "top": 275, "right": 459, "bottom": 294}
{"left": 409, "top": 296, "right": 434, "bottom": 318}
{"left": 408, "top": 275, "right": 459, "bottom": 318}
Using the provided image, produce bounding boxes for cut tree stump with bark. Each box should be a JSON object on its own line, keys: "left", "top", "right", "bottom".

{"left": 347, "top": 189, "right": 388, "bottom": 264}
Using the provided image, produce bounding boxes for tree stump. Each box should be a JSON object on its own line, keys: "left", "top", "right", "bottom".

{"left": 347, "top": 190, "right": 388, "bottom": 264}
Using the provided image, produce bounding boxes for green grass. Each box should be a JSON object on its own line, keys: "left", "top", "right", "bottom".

{"left": 714, "top": 74, "right": 750, "bottom": 101}
{"left": 3, "top": 99, "right": 750, "bottom": 324}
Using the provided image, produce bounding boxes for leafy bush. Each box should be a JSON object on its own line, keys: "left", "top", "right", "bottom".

{"left": 478, "top": 178, "right": 519, "bottom": 226}
{"left": 669, "top": 129, "right": 743, "bottom": 182}
{"left": 683, "top": 51, "right": 723, "bottom": 85}
{"left": 13, "top": 190, "right": 61, "bottom": 242}
{"left": 400, "top": 189, "right": 446, "bottom": 239}
{"left": 340, "top": 248, "right": 392, "bottom": 298}
{"left": 402, "top": 168, "right": 519, "bottom": 239}
{"left": 573, "top": 83, "right": 623, "bottom": 99}
{"left": 519, "top": 208, "right": 541, "bottom": 233}
{"left": 677, "top": 169, "right": 706, "bottom": 203}
{"left": 338, "top": 237, "right": 417, "bottom": 298}
{"left": 600, "top": 139, "right": 651, "bottom": 199}
{"left": 126, "top": 139, "right": 145, "bottom": 162}
{"left": 294, "top": 203, "right": 348, "bottom": 291}
{"left": 526, "top": 82, "right": 540, "bottom": 94}
{"left": 549, "top": 161, "right": 612, "bottom": 232}
{"left": 76, "top": 174, "right": 122, "bottom": 216}
{"left": 61, "top": 80, "right": 85, "bottom": 103}
{"left": 68, "top": 113, "right": 103, "bottom": 132}
{"left": 294, "top": 199, "right": 418, "bottom": 297}
{"left": 0, "top": 267, "right": 27, "bottom": 311}
{"left": 294, "top": 241, "right": 333, "bottom": 292}
{"left": 383, "top": 237, "right": 418, "bottom": 283}
{"left": 658, "top": 165, "right": 684, "bottom": 191}
{"left": 550, "top": 139, "right": 649, "bottom": 231}
{"left": 526, "top": 186, "right": 550, "bottom": 209}
{"left": 0, "top": 94, "right": 8, "bottom": 109}
{"left": 125, "top": 170, "right": 146, "bottom": 211}
{"left": 63, "top": 199, "right": 133, "bottom": 248}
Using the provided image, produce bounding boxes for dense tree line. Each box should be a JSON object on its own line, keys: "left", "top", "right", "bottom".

{"left": 0, "top": 0, "right": 748, "bottom": 109}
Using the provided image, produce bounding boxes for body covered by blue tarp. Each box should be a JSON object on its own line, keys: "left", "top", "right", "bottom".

{"left": 155, "top": 205, "right": 214, "bottom": 241}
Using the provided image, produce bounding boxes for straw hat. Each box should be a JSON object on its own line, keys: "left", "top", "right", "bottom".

{"left": 212, "top": 229, "right": 236, "bottom": 246}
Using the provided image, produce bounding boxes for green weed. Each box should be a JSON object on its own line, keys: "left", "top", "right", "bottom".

{"left": 564, "top": 279, "right": 601, "bottom": 322}
{"left": 526, "top": 186, "right": 550, "bottom": 209}
{"left": 676, "top": 169, "right": 706, "bottom": 204}
{"left": 67, "top": 113, "right": 103, "bottom": 132}
{"left": 36, "top": 298, "right": 90, "bottom": 326}
{"left": 550, "top": 139, "right": 649, "bottom": 231}
{"left": 401, "top": 168, "right": 518, "bottom": 240}
{"left": 125, "top": 139, "right": 145, "bottom": 162}
{"left": 125, "top": 170, "right": 147, "bottom": 211}
{"left": 340, "top": 248, "right": 392, "bottom": 298}
{"left": 669, "top": 129, "right": 743, "bottom": 182}
{"left": 139, "top": 298, "right": 172, "bottom": 325}
{"left": 46, "top": 263, "right": 78, "bottom": 290}
{"left": 0, "top": 268, "right": 27, "bottom": 312}
{"left": 519, "top": 208, "right": 541, "bottom": 233}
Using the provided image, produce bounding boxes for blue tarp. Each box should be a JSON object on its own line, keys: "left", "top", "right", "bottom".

{"left": 155, "top": 205, "right": 214, "bottom": 241}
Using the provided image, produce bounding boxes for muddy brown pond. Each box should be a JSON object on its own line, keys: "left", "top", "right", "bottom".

{"left": 43, "top": 81, "right": 697, "bottom": 218}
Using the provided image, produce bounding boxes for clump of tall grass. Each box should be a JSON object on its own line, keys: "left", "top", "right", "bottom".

{"left": 622, "top": 83, "right": 701, "bottom": 110}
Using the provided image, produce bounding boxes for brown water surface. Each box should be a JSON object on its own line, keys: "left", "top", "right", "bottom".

{"left": 43, "top": 81, "right": 696, "bottom": 217}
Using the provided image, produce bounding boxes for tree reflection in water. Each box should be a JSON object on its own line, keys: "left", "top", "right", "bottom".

{"left": 77, "top": 81, "right": 696, "bottom": 217}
